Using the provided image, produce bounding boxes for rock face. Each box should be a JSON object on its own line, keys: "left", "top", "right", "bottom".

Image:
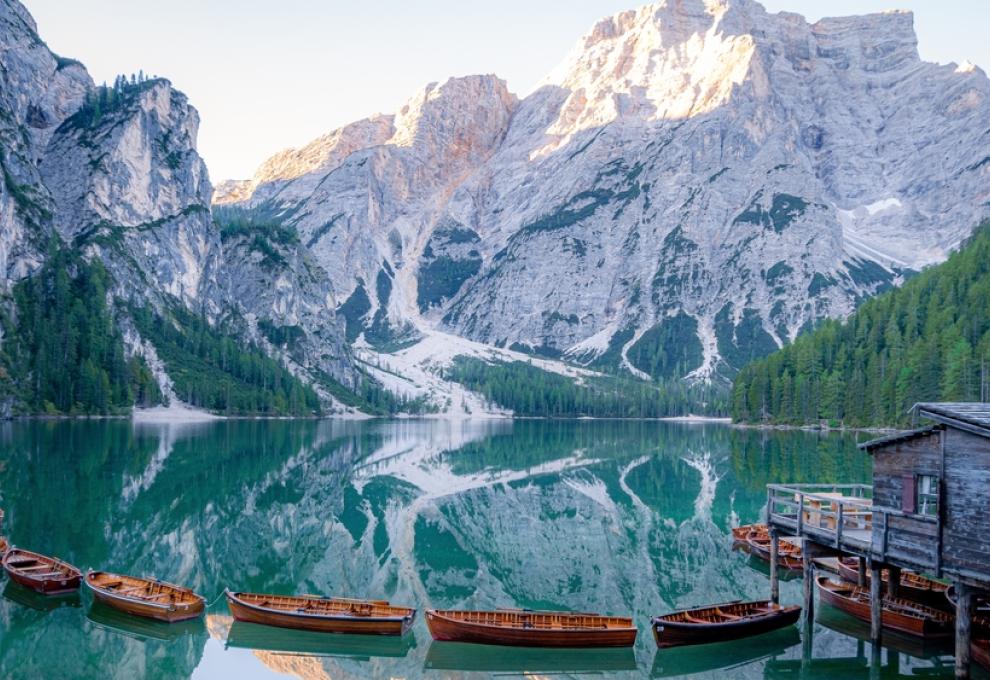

{"left": 221, "top": 0, "right": 990, "bottom": 381}
{"left": 217, "top": 75, "right": 520, "bottom": 347}
{"left": 41, "top": 79, "right": 222, "bottom": 311}
{"left": 0, "top": 0, "right": 91, "bottom": 285}
{"left": 0, "top": 0, "right": 355, "bottom": 406}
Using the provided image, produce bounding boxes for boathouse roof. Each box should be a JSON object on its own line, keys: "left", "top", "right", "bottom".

{"left": 913, "top": 402, "right": 990, "bottom": 438}
{"left": 857, "top": 402, "right": 990, "bottom": 451}
{"left": 857, "top": 425, "right": 943, "bottom": 452}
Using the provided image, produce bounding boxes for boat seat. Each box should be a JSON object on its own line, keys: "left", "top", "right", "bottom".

{"left": 14, "top": 564, "right": 49, "bottom": 571}
{"left": 114, "top": 585, "right": 150, "bottom": 595}
{"left": 714, "top": 608, "right": 742, "bottom": 620}
{"left": 683, "top": 614, "right": 710, "bottom": 624}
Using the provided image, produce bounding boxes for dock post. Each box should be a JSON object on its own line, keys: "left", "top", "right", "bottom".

{"left": 858, "top": 557, "right": 868, "bottom": 587}
{"left": 870, "top": 642, "right": 882, "bottom": 680}
{"left": 888, "top": 566, "right": 900, "bottom": 598}
{"left": 769, "top": 527, "right": 780, "bottom": 605}
{"left": 869, "top": 559, "right": 883, "bottom": 643}
{"left": 802, "top": 544, "right": 815, "bottom": 622}
{"left": 956, "top": 582, "right": 972, "bottom": 679}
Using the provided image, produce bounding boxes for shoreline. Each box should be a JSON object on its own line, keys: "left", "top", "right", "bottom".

{"left": 730, "top": 421, "right": 905, "bottom": 435}
{"left": 0, "top": 412, "right": 905, "bottom": 432}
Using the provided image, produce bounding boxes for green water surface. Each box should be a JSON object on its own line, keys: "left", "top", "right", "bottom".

{"left": 0, "top": 419, "right": 966, "bottom": 678}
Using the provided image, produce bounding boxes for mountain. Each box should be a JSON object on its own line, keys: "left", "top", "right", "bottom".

{"left": 0, "top": 0, "right": 355, "bottom": 415}
{"left": 218, "top": 0, "right": 990, "bottom": 393}
{"left": 731, "top": 221, "right": 990, "bottom": 428}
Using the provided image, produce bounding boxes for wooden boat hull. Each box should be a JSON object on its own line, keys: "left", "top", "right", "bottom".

{"left": 836, "top": 558, "right": 949, "bottom": 610}
{"left": 747, "top": 537, "right": 803, "bottom": 571}
{"left": 651, "top": 601, "right": 802, "bottom": 648}
{"left": 816, "top": 576, "right": 953, "bottom": 640}
{"left": 973, "top": 639, "right": 990, "bottom": 672}
{"left": 226, "top": 591, "right": 414, "bottom": 635}
{"left": 425, "top": 610, "right": 637, "bottom": 648}
{"left": 85, "top": 572, "right": 204, "bottom": 623}
{"left": 732, "top": 524, "right": 768, "bottom": 544}
{"left": 2, "top": 548, "right": 81, "bottom": 596}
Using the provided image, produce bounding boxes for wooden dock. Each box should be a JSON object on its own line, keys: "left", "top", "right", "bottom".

{"left": 766, "top": 403, "right": 990, "bottom": 679}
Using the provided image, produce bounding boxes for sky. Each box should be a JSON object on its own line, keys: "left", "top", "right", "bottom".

{"left": 23, "top": 0, "right": 990, "bottom": 182}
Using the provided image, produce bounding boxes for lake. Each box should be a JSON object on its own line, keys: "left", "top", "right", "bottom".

{"left": 0, "top": 419, "right": 962, "bottom": 678}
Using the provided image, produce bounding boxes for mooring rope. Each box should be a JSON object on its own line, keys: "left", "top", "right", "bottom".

{"left": 205, "top": 589, "right": 228, "bottom": 609}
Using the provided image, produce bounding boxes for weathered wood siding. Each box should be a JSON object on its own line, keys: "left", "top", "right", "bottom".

{"left": 870, "top": 432, "right": 941, "bottom": 569}
{"left": 942, "top": 428, "right": 990, "bottom": 581}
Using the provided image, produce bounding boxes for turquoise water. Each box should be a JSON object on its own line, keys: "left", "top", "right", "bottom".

{"left": 0, "top": 419, "right": 965, "bottom": 678}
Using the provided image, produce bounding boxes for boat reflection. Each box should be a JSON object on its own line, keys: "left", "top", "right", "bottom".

{"left": 651, "top": 626, "right": 801, "bottom": 677}
{"left": 224, "top": 620, "right": 416, "bottom": 659}
{"left": 743, "top": 553, "right": 803, "bottom": 582}
{"left": 816, "top": 604, "right": 954, "bottom": 659}
{"left": 86, "top": 600, "right": 206, "bottom": 642}
{"left": 3, "top": 579, "right": 81, "bottom": 611}
{"left": 425, "top": 640, "right": 638, "bottom": 672}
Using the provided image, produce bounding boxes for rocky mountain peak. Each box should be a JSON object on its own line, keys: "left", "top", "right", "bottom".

{"left": 214, "top": 0, "right": 990, "bottom": 398}
{"left": 388, "top": 75, "right": 517, "bottom": 160}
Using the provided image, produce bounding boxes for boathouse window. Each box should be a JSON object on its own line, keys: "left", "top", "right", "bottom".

{"left": 915, "top": 475, "right": 939, "bottom": 517}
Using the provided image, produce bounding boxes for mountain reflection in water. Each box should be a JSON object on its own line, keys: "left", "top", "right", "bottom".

{"left": 0, "top": 419, "right": 955, "bottom": 678}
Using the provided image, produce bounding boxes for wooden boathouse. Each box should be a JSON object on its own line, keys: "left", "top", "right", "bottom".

{"left": 766, "top": 403, "right": 990, "bottom": 678}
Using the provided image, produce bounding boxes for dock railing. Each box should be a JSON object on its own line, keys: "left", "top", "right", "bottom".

{"left": 766, "top": 483, "right": 875, "bottom": 551}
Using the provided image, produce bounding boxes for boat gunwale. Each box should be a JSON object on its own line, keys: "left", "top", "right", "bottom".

{"left": 3, "top": 547, "right": 81, "bottom": 582}
{"left": 816, "top": 576, "right": 953, "bottom": 628}
{"left": 426, "top": 608, "right": 636, "bottom": 632}
{"left": 225, "top": 590, "right": 415, "bottom": 623}
{"left": 652, "top": 602, "right": 801, "bottom": 629}
{"left": 86, "top": 571, "right": 204, "bottom": 612}
{"left": 837, "top": 557, "right": 947, "bottom": 593}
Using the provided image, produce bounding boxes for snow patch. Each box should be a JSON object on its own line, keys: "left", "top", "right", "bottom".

{"left": 619, "top": 327, "right": 651, "bottom": 381}
{"left": 355, "top": 329, "right": 607, "bottom": 418}
{"left": 836, "top": 197, "right": 941, "bottom": 269}
{"left": 565, "top": 321, "right": 617, "bottom": 359}
{"left": 685, "top": 316, "right": 719, "bottom": 382}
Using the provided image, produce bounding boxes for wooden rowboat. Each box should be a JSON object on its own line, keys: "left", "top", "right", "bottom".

{"left": 651, "top": 600, "right": 801, "bottom": 648}
{"left": 816, "top": 576, "right": 953, "bottom": 640}
{"left": 2, "top": 548, "right": 81, "bottom": 595}
{"left": 0, "top": 536, "right": 8, "bottom": 558}
{"left": 85, "top": 571, "right": 204, "bottom": 623}
{"left": 732, "top": 524, "right": 768, "bottom": 543}
{"left": 747, "top": 535, "right": 803, "bottom": 571}
{"left": 836, "top": 557, "right": 949, "bottom": 609}
{"left": 425, "top": 609, "right": 637, "bottom": 648}
{"left": 225, "top": 590, "right": 415, "bottom": 635}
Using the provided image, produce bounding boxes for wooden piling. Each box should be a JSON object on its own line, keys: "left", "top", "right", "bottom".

{"left": 858, "top": 557, "right": 867, "bottom": 587}
{"left": 802, "top": 546, "right": 815, "bottom": 621}
{"left": 956, "top": 582, "right": 972, "bottom": 679}
{"left": 888, "top": 566, "right": 900, "bottom": 598}
{"left": 770, "top": 528, "right": 780, "bottom": 605}
{"left": 870, "top": 560, "right": 883, "bottom": 642}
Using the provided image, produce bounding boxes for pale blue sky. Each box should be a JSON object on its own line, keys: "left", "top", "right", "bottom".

{"left": 24, "top": 0, "right": 989, "bottom": 181}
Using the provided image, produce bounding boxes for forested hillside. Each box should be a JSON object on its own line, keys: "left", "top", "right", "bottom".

{"left": 0, "top": 246, "right": 161, "bottom": 415}
{"left": 447, "top": 357, "right": 728, "bottom": 418}
{"left": 732, "top": 223, "right": 990, "bottom": 427}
